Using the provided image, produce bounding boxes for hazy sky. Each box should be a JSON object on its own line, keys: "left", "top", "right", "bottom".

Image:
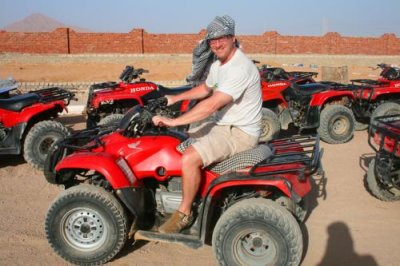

{"left": 1, "top": 0, "right": 399, "bottom": 37}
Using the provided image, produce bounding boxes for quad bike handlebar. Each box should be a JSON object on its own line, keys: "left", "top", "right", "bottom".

{"left": 119, "top": 66, "right": 149, "bottom": 83}
{"left": 119, "top": 97, "right": 171, "bottom": 137}
{"left": 375, "top": 63, "right": 400, "bottom": 80}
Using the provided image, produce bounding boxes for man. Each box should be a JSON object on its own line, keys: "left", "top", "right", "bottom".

{"left": 152, "top": 15, "right": 262, "bottom": 234}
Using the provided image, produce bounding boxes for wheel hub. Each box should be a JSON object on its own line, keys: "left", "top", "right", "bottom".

{"left": 261, "top": 120, "right": 270, "bottom": 137}
{"left": 240, "top": 231, "right": 276, "bottom": 258}
{"left": 62, "top": 208, "right": 107, "bottom": 250}
{"left": 332, "top": 117, "right": 348, "bottom": 135}
{"left": 38, "top": 136, "right": 56, "bottom": 159}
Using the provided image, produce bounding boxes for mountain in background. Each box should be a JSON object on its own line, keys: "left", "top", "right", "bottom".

{"left": 1, "top": 13, "right": 92, "bottom": 32}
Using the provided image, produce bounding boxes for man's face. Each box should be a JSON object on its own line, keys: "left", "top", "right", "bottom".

{"left": 208, "top": 35, "right": 236, "bottom": 63}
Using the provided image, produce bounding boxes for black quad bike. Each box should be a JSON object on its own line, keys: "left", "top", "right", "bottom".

{"left": 366, "top": 114, "right": 400, "bottom": 201}
{"left": 44, "top": 97, "right": 322, "bottom": 265}
{"left": 0, "top": 78, "right": 75, "bottom": 169}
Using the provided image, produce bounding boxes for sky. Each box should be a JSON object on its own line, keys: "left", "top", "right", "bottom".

{"left": 1, "top": 0, "right": 399, "bottom": 37}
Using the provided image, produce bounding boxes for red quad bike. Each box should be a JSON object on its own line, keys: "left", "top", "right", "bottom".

{"left": 0, "top": 78, "right": 75, "bottom": 169}
{"left": 44, "top": 97, "right": 322, "bottom": 265}
{"left": 257, "top": 67, "right": 320, "bottom": 142}
{"left": 350, "top": 63, "right": 400, "bottom": 130}
{"left": 259, "top": 67, "right": 362, "bottom": 144}
{"left": 86, "top": 66, "right": 193, "bottom": 128}
{"left": 366, "top": 114, "right": 400, "bottom": 201}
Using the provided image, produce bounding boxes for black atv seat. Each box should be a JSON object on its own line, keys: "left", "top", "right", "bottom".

{"left": 0, "top": 93, "right": 40, "bottom": 112}
{"left": 296, "top": 83, "right": 330, "bottom": 96}
{"left": 157, "top": 84, "right": 193, "bottom": 96}
{"left": 176, "top": 138, "right": 273, "bottom": 174}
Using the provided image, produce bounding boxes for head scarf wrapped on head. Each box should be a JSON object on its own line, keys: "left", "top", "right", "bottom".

{"left": 205, "top": 15, "right": 235, "bottom": 40}
{"left": 186, "top": 15, "right": 237, "bottom": 85}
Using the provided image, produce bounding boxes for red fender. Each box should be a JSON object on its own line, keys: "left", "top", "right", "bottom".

{"left": 55, "top": 152, "right": 131, "bottom": 189}
{"left": 309, "top": 91, "right": 355, "bottom": 107}
{"left": 206, "top": 179, "right": 293, "bottom": 199}
{"left": 91, "top": 94, "right": 144, "bottom": 109}
{"left": 372, "top": 89, "right": 400, "bottom": 101}
{"left": 2, "top": 102, "right": 65, "bottom": 127}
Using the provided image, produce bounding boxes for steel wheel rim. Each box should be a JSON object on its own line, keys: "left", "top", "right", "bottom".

{"left": 61, "top": 207, "right": 108, "bottom": 251}
{"left": 261, "top": 119, "right": 271, "bottom": 138}
{"left": 38, "top": 136, "right": 56, "bottom": 159}
{"left": 332, "top": 116, "right": 348, "bottom": 135}
{"left": 232, "top": 229, "right": 278, "bottom": 265}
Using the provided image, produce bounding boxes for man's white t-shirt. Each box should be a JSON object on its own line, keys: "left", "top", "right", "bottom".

{"left": 205, "top": 49, "right": 262, "bottom": 137}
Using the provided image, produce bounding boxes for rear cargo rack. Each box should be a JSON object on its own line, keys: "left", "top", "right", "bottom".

{"left": 30, "top": 87, "right": 75, "bottom": 104}
{"left": 351, "top": 79, "right": 389, "bottom": 86}
{"left": 250, "top": 134, "right": 321, "bottom": 179}
{"left": 368, "top": 115, "right": 400, "bottom": 157}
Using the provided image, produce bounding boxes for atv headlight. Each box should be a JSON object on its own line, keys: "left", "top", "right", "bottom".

{"left": 116, "top": 157, "right": 136, "bottom": 184}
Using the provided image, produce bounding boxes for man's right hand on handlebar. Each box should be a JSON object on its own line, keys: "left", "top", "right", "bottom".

{"left": 152, "top": 115, "right": 176, "bottom": 127}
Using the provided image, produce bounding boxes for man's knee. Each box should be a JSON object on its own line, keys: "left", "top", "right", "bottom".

{"left": 182, "top": 146, "right": 203, "bottom": 168}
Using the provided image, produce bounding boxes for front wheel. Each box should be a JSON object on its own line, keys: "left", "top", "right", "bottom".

{"left": 370, "top": 102, "right": 400, "bottom": 130}
{"left": 355, "top": 121, "right": 369, "bottom": 131}
{"left": 98, "top": 113, "right": 125, "bottom": 127}
{"left": 212, "top": 198, "right": 302, "bottom": 266}
{"left": 317, "top": 104, "right": 355, "bottom": 144}
{"left": 23, "top": 120, "right": 70, "bottom": 170}
{"left": 45, "top": 184, "right": 128, "bottom": 265}
{"left": 366, "top": 159, "right": 400, "bottom": 201}
{"left": 259, "top": 108, "right": 281, "bottom": 142}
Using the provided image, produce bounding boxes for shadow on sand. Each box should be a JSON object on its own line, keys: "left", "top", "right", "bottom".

{"left": 317, "top": 222, "right": 378, "bottom": 266}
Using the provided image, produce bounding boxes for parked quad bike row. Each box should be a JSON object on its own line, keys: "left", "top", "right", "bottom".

{"left": 1, "top": 63, "right": 399, "bottom": 265}
{"left": 85, "top": 63, "right": 400, "bottom": 144}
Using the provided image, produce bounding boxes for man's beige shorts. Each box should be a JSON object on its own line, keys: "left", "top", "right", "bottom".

{"left": 188, "top": 121, "right": 258, "bottom": 167}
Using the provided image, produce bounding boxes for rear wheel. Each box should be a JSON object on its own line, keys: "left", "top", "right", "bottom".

{"left": 371, "top": 102, "right": 400, "bottom": 125}
{"left": 212, "top": 198, "right": 302, "bottom": 266}
{"left": 355, "top": 121, "right": 369, "bottom": 131}
{"left": 318, "top": 105, "right": 355, "bottom": 144}
{"left": 366, "top": 159, "right": 400, "bottom": 201}
{"left": 23, "top": 120, "right": 69, "bottom": 170}
{"left": 259, "top": 108, "right": 281, "bottom": 142}
{"left": 45, "top": 184, "right": 128, "bottom": 265}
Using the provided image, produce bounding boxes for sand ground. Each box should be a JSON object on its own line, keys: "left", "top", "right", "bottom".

{"left": 0, "top": 53, "right": 399, "bottom": 265}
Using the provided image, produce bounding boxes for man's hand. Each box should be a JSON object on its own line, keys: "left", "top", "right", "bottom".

{"left": 165, "top": 95, "right": 177, "bottom": 106}
{"left": 152, "top": 115, "right": 176, "bottom": 127}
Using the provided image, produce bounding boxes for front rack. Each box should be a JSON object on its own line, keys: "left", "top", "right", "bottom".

{"left": 30, "top": 87, "right": 75, "bottom": 104}
{"left": 288, "top": 71, "right": 318, "bottom": 79}
{"left": 250, "top": 134, "right": 321, "bottom": 180}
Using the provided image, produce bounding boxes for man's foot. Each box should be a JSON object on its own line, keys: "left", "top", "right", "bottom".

{"left": 158, "top": 211, "right": 193, "bottom": 234}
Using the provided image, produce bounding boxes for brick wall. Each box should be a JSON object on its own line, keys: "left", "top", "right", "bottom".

{"left": 0, "top": 28, "right": 399, "bottom": 55}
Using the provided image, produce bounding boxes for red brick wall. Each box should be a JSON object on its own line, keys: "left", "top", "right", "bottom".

{"left": 0, "top": 28, "right": 399, "bottom": 55}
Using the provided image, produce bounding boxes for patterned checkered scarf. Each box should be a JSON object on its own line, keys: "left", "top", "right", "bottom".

{"left": 186, "top": 15, "right": 236, "bottom": 86}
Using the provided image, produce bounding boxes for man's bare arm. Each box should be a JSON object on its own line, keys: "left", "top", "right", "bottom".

{"left": 153, "top": 91, "right": 232, "bottom": 127}
{"left": 167, "top": 83, "right": 212, "bottom": 105}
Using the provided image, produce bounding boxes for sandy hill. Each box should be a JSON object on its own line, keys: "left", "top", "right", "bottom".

{"left": 2, "top": 13, "right": 91, "bottom": 32}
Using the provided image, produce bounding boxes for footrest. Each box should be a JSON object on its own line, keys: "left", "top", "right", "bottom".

{"left": 134, "top": 230, "right": 203, "bottom": 249}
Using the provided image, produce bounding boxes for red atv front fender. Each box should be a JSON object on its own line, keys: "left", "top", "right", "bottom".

{"left": 55, "top": 152, "right": 132, "bottom": 188}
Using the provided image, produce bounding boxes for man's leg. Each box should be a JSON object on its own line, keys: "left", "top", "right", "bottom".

{"left": 178, "top": 146, "right": 203, "bottom": 215}
{"left": 158, "top": 146, "right": 202, "bottom": 233}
